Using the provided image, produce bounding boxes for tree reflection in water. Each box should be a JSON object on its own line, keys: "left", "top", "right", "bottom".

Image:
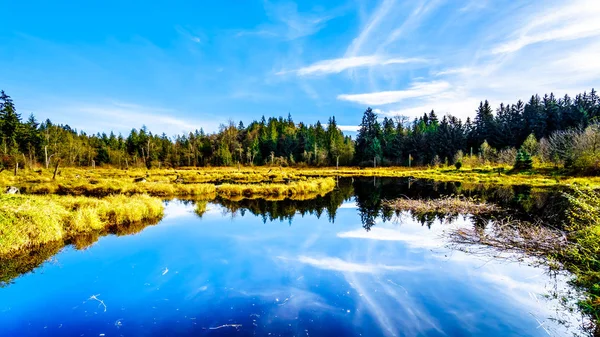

{"left": 0, "top": 177, "right": 570, "bottom": 291}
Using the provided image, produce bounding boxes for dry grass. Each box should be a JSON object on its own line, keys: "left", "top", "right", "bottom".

{"left": 447, "top": 218, "right": 569, "bottom": 259}
{"left": 2, "top": 165, "right": 600, "bottom": 199}
{"left": 215, "top": 177, "right": 336, "bottom": 199}
{"left": 384, "top": 196, "right": 500, "bottom": 215}
{"left": 0, "top": 194, "right": 164, "bottom": 257}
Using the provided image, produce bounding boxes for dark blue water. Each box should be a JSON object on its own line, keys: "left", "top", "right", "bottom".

{"left": 0, "top": 197, "right": 582, "bottom": 336}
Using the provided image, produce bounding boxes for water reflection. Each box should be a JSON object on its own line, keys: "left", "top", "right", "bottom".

{"left": 0, "top": 178, "right": 588, "bottom": 336}
{"left": 210, "top": 177, "right": 569, "bottom": 232}
{"left": 0, "top": 178, "right": 570, "bottom": 288}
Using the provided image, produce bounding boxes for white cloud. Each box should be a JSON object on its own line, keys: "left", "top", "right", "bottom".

{"left": 345, "top": 0, "right": 396, "bottom": 57}
{"left": 55, "top": 101, "right": 216, "bottom": 136}
{"left": 338, "top": 125, "right": 359, "bottom": 132}
{"left": 378, "top": 0, "right": 445, "bottom": 51}
{"left": 433, "top": 67, "right": 473, "bottom": 77}
{"left": 238, "top": 1, "right": 343, "bottom": 40}
{"left": 175, "top": 25, "right": 203, "bottom": 44}
{"left": 491, "top": 0, "right": 600, "bottom": 54}
{"left": 337, "top": 81, "right": 450, "bottom": 105}
{"left": 338, "top": 227, "right": 442, "bottom": 249}
{"left": 280, "top": 56, "right": 427, "bottom": 76}
{"left": 296, "top": 256, "right": 422, "bottom": 273}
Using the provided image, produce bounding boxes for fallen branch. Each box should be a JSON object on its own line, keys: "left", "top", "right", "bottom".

{"left": 446, "top": 218, "right": 569, "bottom": 260}
{"left": 384, "top": 196, "right": 500, "bottom": 215}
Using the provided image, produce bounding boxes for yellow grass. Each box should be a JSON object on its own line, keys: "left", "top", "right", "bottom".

{"left": 216, "top": 177, "right": 336, "bottom": 199}
{"left": 0, "top": 194, "right": 164, "bottom": 257}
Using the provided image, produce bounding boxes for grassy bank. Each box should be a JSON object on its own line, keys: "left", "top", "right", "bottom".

{"left": 3, "top": 165, "right": 600, "bottom": 198}
{"left": 561, "top": 188, "right": 600, "bottom": 324}
{"left": 0, "top": 194, "right": 164, "bottom": 257}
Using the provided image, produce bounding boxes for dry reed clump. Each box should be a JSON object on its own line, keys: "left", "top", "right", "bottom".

{"left": 0, "top": 194, "right": 164, "bottom": 256}
{"left": 447, "top": 218, "right": 569, "bottom": 259}
{"left": 384, "top": 196, "right": 500, "bottom": 215}
{"left": 215, "top": 177, "right": 336, "bottom": 199}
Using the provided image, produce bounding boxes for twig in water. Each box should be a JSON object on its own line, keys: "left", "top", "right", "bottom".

{"left": 88, "top": 294, "right": 107, "bottom": 312}
{"left": 208, "top": 324, "right": 242, "bottom": 330}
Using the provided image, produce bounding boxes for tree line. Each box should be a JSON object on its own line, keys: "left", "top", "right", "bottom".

{"left": 0, "top": 90, "right": 353, "bottom": 169}
{"left": 354, "top": 89, "right": 600, "bottom": 170}
{"left": 1, "top": 88, "right": 598, "bottom": 170}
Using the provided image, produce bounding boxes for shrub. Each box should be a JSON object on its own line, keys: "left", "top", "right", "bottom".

{"left": 514, "top": 150, "right": 533, "bottom": 170}
{"left": 454, "top": 161, "right": 462, "bottom": 170}
{"left": 497, "top": 148, "right": 517, "bottom": 165}
{"left": 521, "top": 133, "right": 539, "bottom": 156}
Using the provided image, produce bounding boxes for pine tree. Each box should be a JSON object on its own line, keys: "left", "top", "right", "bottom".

{"left": 381, "top": 117, "right": 396, "bottom": 164}
{"left": 514, "top": 150, "right": 533, "bottom": 170}
{"left": 0, "top": 90, "right": 21, "bottom": 154}
{"left": 474, "top": 100, "right": 495, "bottom": 147}
{"left": 354, "top": 107, "right": 382, "bottom": 165}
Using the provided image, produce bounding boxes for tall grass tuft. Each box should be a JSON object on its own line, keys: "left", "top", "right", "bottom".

{"left": 0, "top": 194, "right": 164, "bottom": 256}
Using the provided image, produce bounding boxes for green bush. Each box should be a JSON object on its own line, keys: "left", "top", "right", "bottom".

{"left": 514, "top": 150, "right": 533, "bottom": 170}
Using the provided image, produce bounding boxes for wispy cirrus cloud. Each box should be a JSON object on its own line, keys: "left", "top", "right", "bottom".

{"left": 295, "top": 256, "right": 422, "bottom": 273}
{"left": 491, "top": 0, "right": 600, "bottom": 55}
{"left": 41, "top": 100, "right": 215, "bottom": 136}
{"left": 345, "top": 0, "right": 397, "bottom": 57}
{"left": 236, "top": 1, "right": 343, "bottom": 40}
{"left": 337, "top": 81, "right": 450, "bottom": 105}
{"left": 175, "top": 25, "right": 202, "bottom": 44}
{"left": 278, "top": 55, "right": 427, "bottom": 76}
{"left": 325, "top": 0, "right": 600, "bottom": 121}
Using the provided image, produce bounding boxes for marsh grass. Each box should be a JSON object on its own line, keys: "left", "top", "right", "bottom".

{"left": 215, "top": 177, "right": 336, "bottom": 199}
{"left": 561, "top": 187, "right": 600, "bottom": 322}
{"left": 0, "top": 194, "right": 164, "bottom": 257}
{"left": 3, "top": 165, "right": 600, "bottom": 199}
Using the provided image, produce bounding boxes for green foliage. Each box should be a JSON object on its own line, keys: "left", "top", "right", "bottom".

{"left": 354, "top": 107, "right": 383, "bottom": 165}
{"left": 562, "top": 187, "right": 600, "bottom": 320}
{"left": 479, "top": 140, "right": 497, "bottom": 162}
{"left": 1, "top": 88, "right": 600, "bottom": 171}
{"left": 514, "top": 150, "right": 533, "bottom": 170}
{"left": 454, "top": 161, "right": 462, "bottom": 170}
{"left": 521, "top": 133, "right": 539, "bottom": 156}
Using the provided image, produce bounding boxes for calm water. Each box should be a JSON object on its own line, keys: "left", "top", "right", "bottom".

{"left": 0, "top": 179, "right": 585, "bottom": 336}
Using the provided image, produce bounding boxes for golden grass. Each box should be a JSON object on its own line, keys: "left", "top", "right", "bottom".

{"left": 0, "top": 194, "right": 164, "bottom": 257}
{"left": 1, "top": 164, "right": 597, "bottom": 202}
{"left": 216, "top": 177, "right": 336, "bottom": 199}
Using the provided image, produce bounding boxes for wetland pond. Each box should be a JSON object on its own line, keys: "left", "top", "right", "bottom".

{"left": 0, "top": 178, "right": 590, "bottom": 336}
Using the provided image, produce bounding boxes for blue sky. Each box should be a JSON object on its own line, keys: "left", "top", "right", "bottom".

{"left": 2, "top": 0, "right": 599, "bottom": 136}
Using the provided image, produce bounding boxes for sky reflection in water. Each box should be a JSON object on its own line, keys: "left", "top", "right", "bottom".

{"left": 0, "top": 197, "right": 582, "bottom": 336}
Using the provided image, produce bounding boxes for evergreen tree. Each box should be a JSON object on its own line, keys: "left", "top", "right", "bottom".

{"left": 474, "top": 100, "right": 495, "bottom": 147}
{"left": 354, "top": 107, "right": 382, "bottom": 165}
{"left": 0, "top": 90, "right": 21, "bottom": 155}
